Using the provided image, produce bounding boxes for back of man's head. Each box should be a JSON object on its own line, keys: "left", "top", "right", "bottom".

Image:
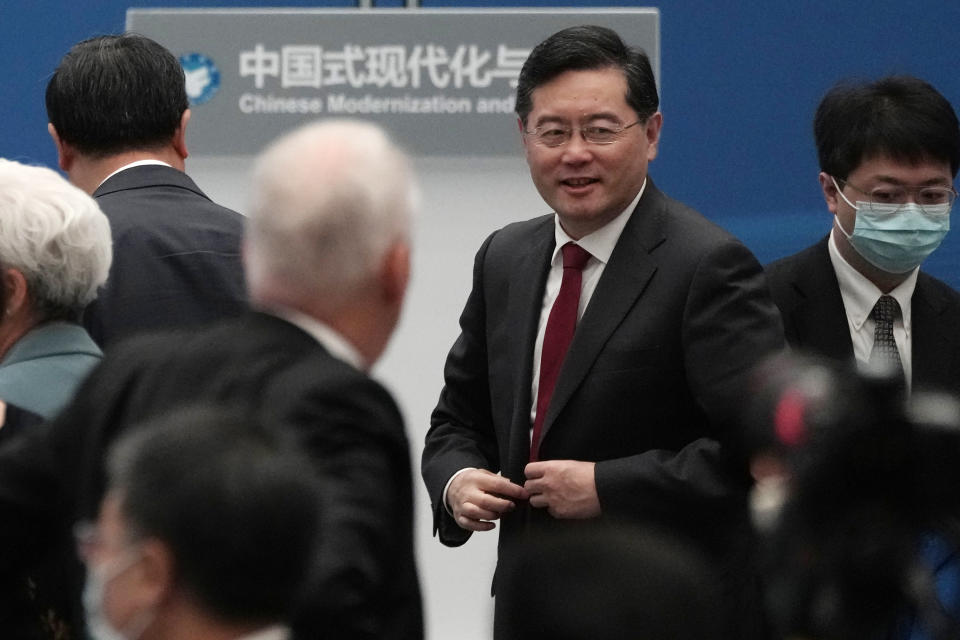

{"left": 46, "top": 34, "right": 189, "bottom": 158}
{"left": 104, "top": 406, "right": 321, "bottom": 628}
{"left": 245, "top": 119, "right": 416, "bottom": 310}
{"left": 814, "top": 75, "right": 960, "bottom": 180}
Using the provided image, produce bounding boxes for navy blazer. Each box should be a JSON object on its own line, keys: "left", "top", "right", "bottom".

{"left": 85, "top": 164, "right": 247, "bottom": 346}
{"left": 766, "top": 235, "right": 960, "bottom": 394}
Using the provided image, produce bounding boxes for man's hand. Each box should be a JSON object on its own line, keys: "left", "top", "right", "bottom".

{"left": 524, "top": 460, "right": 601, "bottom": 519}
{"left": 447, "top": 469, "right": 527, "bottom": 532}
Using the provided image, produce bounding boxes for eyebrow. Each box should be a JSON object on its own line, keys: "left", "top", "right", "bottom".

{"left": 872, "top": 175, "right": 952, "bottom": 187}
{"left": 531, "top": 112, "right": 627, "bottom": 127}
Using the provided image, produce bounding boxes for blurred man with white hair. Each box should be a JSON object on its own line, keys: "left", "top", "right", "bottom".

{"left": 0, "top": 120, "right": 422, "bottom": 640}
{"left": 0, "top": 159, "right": 111, "bottom": 426}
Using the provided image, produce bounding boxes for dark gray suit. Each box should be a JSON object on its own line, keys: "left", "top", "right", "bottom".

{"left": 422, "top": 180, "right": 784, "bottom": 639}
{"left": 766, "top": 236, "right": 960, "bottom": 393}
{"left": 85, "top": 164, "right": 247, "bottom": 346}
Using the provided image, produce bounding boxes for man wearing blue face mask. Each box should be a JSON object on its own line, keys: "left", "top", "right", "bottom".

{"left": 767, "top": 75, "right": 960, "bottom": 396}
{"left": 766, "top": 75, "right": 960, "bottom": 639}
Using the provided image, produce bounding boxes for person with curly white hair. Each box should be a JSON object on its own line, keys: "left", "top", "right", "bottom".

{"left": 0, "top": 158, "right": 112, "bottom": 430}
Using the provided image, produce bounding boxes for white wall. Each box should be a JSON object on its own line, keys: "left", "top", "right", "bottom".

{"left": 189, "top": 153, "right": 547, "bottom": 640}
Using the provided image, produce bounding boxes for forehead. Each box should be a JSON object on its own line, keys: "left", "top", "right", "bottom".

{"left": 851, "top": 154, "right": 953, "bottom": 184}
{"left": 528, "top": 67, "right": 632, "bottom": 121}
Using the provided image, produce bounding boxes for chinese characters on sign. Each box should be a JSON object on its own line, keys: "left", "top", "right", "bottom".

{"left": 240, "top": 43, "right": 529, "bottom": 90}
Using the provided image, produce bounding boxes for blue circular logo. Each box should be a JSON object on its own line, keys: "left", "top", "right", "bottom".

{"left": 180, "top": 53, "right": 221, "bottom": 106}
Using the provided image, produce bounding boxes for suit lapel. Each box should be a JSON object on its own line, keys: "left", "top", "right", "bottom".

{"left": 786, "top": 238, "right": 854, "bottom": 360}
{"left": 540, "top": 185, "right": 662, "bottom": 437}
{"left": 912, "top": 275, "right": 953, "bottom": 387}
{"left": 504, "top": 223, "right": 555, "bottom": 478}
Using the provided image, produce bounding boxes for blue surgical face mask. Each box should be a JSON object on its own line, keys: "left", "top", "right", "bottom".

{"left": 83, "top": 551, "right": 154, "bottom": 640}
{"left": 833, "top": 177, "right": 951, "bottom": 274}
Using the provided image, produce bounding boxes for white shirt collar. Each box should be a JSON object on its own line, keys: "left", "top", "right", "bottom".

{"left": 98, "top": 159, "right": 172, "bottom": 189}
{"left": 552, "top": 178, "right": 646, "bottom": 264}
{"left": 828, "top": 229, "right": 917, "bottom": 331}
{"left": 235, "top": 624, "right": 290, "bottom": 640}
{"left": 266, "top": 306, "right": 365, "bottom": 371}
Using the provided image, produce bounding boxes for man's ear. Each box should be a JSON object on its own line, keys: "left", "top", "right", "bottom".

{"left": 131, "top": 538, "right": 175, "bottom": 610}
{"left": 380, "top": 239, "right": 410, "bottom": 306}
{"left": 644, "top": 112, "right": 663, "bottom": 162}
{"left": 172, "top": 109, "right": 191, "bottom": 160}
{"left": 819, "top": 171, "right": 840, "bottom": 215}
{"left": 47, "top": 123, "right": 74, "bottom": 172}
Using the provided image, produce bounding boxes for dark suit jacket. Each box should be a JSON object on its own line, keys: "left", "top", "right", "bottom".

{"left": 0, "top": 312, "right": 422, "bottom": 640}
{"left": 766, "top": 236, "right": 960, "bottom": 394}
{"left": 84, "top": 164, "right": 247, "bottom": 347}
{"left": 422, "top": 181, "right": 784, "bottom": 639}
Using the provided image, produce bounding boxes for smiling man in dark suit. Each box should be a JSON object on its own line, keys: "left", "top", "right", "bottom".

{"left": 766, "top": 76, "right": 960, "bottom": 395}
{"left": 0, "top": 120, "right": 422, "bottom": 640}
{"left": 421, "top": 25, "right": 784, "bottom": 640}
{"left": 46, "top": 33, "right": 246, "bottom": 347}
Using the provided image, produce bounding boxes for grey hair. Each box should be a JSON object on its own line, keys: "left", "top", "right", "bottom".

{"left": 0, "top": 159, "right": 112, "bottom": 318}
{"left": 246, "top": 119, "right": 417, "bottom": 307}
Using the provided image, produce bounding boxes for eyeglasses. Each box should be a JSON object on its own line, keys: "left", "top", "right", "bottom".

{"left": 836, "top": 177, "right": 957, "bottom": 215}
{"left": 524, "top": 120, "right": 641, "bottom": 148}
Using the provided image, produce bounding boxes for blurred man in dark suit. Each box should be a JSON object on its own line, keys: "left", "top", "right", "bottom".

{"left": 78, "top": 407, "right": 321, "bottom": 640}
{"left": 0, "top": 119, "right": 422, "bottom": 640}
{"left": 46, "top": 33, "right": 246, "bottom": 346}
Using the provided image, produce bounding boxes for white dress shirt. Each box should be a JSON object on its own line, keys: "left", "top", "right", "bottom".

{"left": 828, "top": 229, "right": 917, "bottom": 389}
{"left": 97, "top": 159, "right": 172, "bottom": 189}
{"left": 528, "top": 181, "right": 645, "bottom": 422}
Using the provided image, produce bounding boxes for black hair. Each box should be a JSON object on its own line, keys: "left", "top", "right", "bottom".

{"left": 46, "top": 34, "right": 189, "bottom": 158}
{"left": 515, "top": 25, "right": 658, "bottom": 126}
{"left": 814, "top": 76, "right": 960, "bottom": 180}
{"left": 106, "top": 405, "right": 321, "bottom": 625}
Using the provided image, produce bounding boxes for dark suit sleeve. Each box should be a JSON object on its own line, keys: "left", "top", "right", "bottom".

{"left": 595, "top": 238, "right": 785, "bottom": 529}
{"left": 421, "top": 233, "right": 501, "bottom": 547}
{"left": 286, "top": 370, "right": 422, "bottom": 640}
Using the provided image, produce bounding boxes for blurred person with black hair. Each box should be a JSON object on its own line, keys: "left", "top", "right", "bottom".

{"left": 767, "top": 76, "right": 960, "bottom": 395}
{"left": 77, "top": 406, "right": 320, "bottom": 640}
{"left": 46, "top": 34, "right": 246, "bottom": 347}
{"left": 496, "top": 526, "right": 723, "bottom": 640}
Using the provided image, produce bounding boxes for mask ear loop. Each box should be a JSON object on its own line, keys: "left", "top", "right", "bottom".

{"left": 831, "top": 177, "right": 862, "bottom": 241}
{"left": 831, "top": 176, "right": 861, "bottom": 211}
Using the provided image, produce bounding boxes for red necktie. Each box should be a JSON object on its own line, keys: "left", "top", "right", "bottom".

{"left": 530, "top": 242, "right": 591, "bottom": 462}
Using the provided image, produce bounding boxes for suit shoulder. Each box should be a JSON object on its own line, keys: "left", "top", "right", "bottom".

{"left": 97, "top": 181, "right": 243, "bottom": 234}
{"left": 656, "top": 193, "right": 748, "bottom": 252}
{"left": 766, "top": 240, "right": 825, "bottom": 275}
{"left": 917, "top": 271, "right": 960, "bottom": 310}
{"left": 764, "top": 239, "right": 830, "bottom": 301}
{"left": 485, "top": 213, "right": 553, "bottom": 248}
